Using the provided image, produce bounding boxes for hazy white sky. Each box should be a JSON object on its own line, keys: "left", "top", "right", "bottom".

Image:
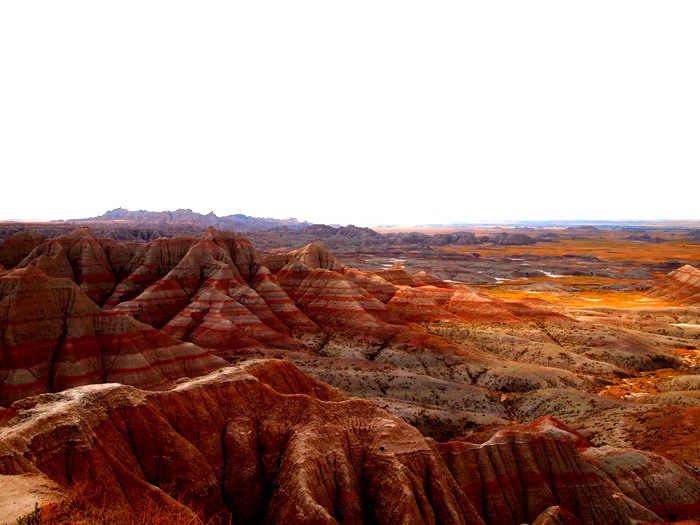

{"left": 1, "top": 2, "right": 698, "bottom": 225}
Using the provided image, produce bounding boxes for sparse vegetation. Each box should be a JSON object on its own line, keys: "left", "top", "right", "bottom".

{"left": 29, "top": 483, "right": 213, "bottom": 525}
{"left": 16, "top": 503, "right": 41, "bottom": 525}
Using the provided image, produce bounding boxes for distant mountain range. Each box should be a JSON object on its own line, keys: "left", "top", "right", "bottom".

{"left": 80, "top": 208, "right": 310, "bottom": 231}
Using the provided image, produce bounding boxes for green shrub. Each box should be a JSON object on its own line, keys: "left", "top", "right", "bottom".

{"left": 16, "top": 503, "right": 41, "bottom": 525}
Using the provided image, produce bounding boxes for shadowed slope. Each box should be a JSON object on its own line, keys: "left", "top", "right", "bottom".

{"left": 0, "top": 231, "right": 45, "bottom": 269}
{"left": 0, "top": 266, "right": 226, "bottom": 405}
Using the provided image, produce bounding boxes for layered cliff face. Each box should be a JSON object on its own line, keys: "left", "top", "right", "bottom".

{"left": 2, "top": 360, "right": 700, "bottom": 525}
{"left": 3, "top": 226, "right": 700, "bottom": 523}
{"left": 0, "top": 360, "right": 480, "bottom": 525}
{"left": 108, "top": 229, "right": 321, "bottom": 354}
{"left": 7, "top": 226, "right": 691, "bottom": 442}
{"left": 648, "top": 264, "right": 700, "bottom": 304}
{"left": 0, "top": 266, "right": 226, "bottom": 405}
{"left": 15, "top": 227, "right": 125, "bottom": 305}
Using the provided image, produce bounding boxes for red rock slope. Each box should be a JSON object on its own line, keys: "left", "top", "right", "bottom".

{"left": 648, "top": 264, "right": 700, "bottom": 304}
{"left": 0, "top": 231, "right": 45, "bottom": 269}
{"left": 8, "top": 227, "right": 689, "bottom": 442}
{"left": 2, "top": 360, "right": 699, "bottom": 524}
{"left": 15, "top": 227, "right": 124, "bottom": 305}
{"left": 108, "top": 228, "right": 321, "bottom": 353}
{"left": 0, "top": 266, "right": 227, "bottom": 405}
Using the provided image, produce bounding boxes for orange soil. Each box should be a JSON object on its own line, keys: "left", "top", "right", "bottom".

{"left": 477, "top": 283, "right": 679, "bottom": 309}
{"left": 595, "top": 347, "right": 700, "bottom": 400}
{"left": 598, "top": 366, "right": 687, "bottom": 400}
{"left": 442, "top": 238, "right": 700, "bottom": 264}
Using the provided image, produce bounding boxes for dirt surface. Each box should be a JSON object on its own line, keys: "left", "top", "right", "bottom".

{"left": 0, "top": 474, "right": 66, "bottom": 525}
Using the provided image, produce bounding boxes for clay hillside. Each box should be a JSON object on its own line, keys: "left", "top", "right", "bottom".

{"left": 1, "top": 226, "right": 700, "bottom": 524}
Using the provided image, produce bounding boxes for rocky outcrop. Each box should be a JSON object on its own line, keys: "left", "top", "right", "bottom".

{"left": 2, "top": 363, "right": 698, "bottom": 524}
{"left": 14, "top": 230, "right": 596, "bottom": 402}
{"left": 248, "top": 265, "right": 322, "bottom": 340}
{"left": 276, "top": 261, "right": 408, "bottom": 357}
{"left": 0, "top": 231, "right": 45, "bottom": 269}
{"left": 103, "top": 235, "right": 198, "bottom": 307}
{"left": 386, "top": 286, "right": 460, "bottom": 322}
{"left": 16, "top": 228, "right": 118, "bottom": 305}
{"left": 490, "top": 232, "right": 536, "bottom": 245}
{"left": 201, "top": 227, "right": 262, "bottom": 280}
{"left": 333, "top": 224, "right": 383, "bottom": 239}
{"left": 581, "top": 446, "right": 700, "bottom": 522}
{"left": 7, "top": 226, "right": 695, "bottom": 447}
{"left": 648, "top": 265, "right": 700, "bottom": 304}
{"left": 0, "top": 360, "right": 483, "bottom": 525}
{"left": 0, "top": 266, "right": 226, "bottom": 405}
{"left": 438, "top": 424, "right": 663, "bottom": 525}
{"left": 264, "top": 242, "right": 345, "bottom": 272}
{"left": 110, "top": 233, "right": 318, "bottom": 353}
{"left": 342, "top": 268, "right": 398, "bottom": 303}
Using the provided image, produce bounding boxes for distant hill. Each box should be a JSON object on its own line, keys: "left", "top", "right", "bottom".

{"left": 80, "top": 208, "right": 310, "bottom": 231}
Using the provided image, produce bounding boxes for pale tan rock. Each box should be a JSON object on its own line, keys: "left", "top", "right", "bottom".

{"left": 0, "top": 473, "right": 67, "bottom": 525}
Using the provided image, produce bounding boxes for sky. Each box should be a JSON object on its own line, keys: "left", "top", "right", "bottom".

{"left": 1, "top": 2, "right": 699, "bottom": 226}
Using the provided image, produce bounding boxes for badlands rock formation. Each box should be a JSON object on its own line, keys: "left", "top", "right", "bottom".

{"left": 0, "top": 266, "right": 226, "bottom": 405}
{"left": 2, "top": 226, "right": 700, "bottom": 523}
{"left": 15, "top": 227, "right": 129, "bottom": 305}
{"left": 0, "top": 231, "right": 45, "bottom": 269}
{"left": 3, "top": 227, "right": 694, "bottom": 441}
{"left": 648, "top": 264, "right": 700, "bottom": 304}
{"left": 2, "top": 359, "right": 700, "bottom": 524}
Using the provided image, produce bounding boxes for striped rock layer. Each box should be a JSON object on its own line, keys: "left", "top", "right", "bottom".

{"left": 648, "top": 264, "right": 700, "bottom": 304}
{"left": 6, "top": 226, "right": 690, "bottom": 437}
{"left": 0, "top": 266, "right": 226, "bottom": 405}
{"left": 8, "top": 227, "right": 582, "bottom": 361}
{"left": 1, "top": 360, "right": 699, "bottom": 524}
{"left": 109, "top": 229, "right": 320, "bottom": 354}
{"left": 11, "top": 228, "right": 321, "bottom": 357}
{"left": 15, "top": 227, "right": 132, "bottom": 305}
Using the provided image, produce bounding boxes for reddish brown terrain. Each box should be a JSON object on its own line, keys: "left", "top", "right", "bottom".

{"left": 1, "top": 220, "right": 700, "bottom": 524}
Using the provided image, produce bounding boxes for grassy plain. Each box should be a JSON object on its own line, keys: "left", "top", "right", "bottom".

{"left": 444, "top": 238, "right": 700, "bottom": 264}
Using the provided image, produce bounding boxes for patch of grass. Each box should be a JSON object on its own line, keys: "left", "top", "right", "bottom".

{"left": 16, "top": 503, "right": 41, "bottom": 525}
{"left": 32, "top": 482, "right": 214, "bottom": 525}
{"left": 441, "top": 238, "right": 700, "bottom": 264}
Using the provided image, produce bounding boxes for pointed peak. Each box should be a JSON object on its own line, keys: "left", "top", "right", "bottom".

{"left": 675, "top": 264, "right": 700, "bottom": 274}
{"left": 201, "top": 226, "right": 249, "bottom": 244}
{"left": 291, "top": 243, "right": 335, "bottom": 258}
{"left": 65, "top": 226, "right": 97, "bottom": 240}
{"left": 286, "top": 243, "right": 344, "bottom": 272}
